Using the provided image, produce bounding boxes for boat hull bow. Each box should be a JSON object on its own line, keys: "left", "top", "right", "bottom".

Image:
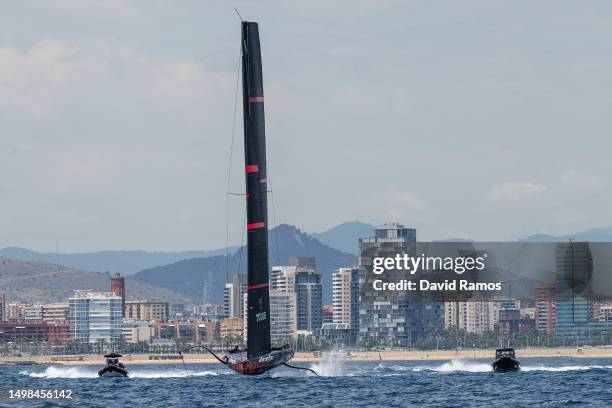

{"left": 225, "top": 348, "right": 294, "bottom": 376}
{"left": 492, "top": 357, "right": 520, "bottom": 372}
{"left": 98, "top": 365, "right": 129, "bottom": 378}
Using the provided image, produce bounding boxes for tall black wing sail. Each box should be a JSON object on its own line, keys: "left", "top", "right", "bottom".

{"left": 242, "top": 21, "right": 272, "bottom": 358}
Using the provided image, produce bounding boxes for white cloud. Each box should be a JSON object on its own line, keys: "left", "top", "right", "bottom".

{"left": 0, "top": 40, "right": 110, "bottom": 116}
{"left": 368, "top": 190, "right": 426, "bottom": 222}
{"left": 0, "top": 40, "right": 236, "bottom": 122}
{"left": 48, "top": 0, "right": 142, "bottom": 19}
{"left": 490, "top": 181, "right": 547, "bottom": 201}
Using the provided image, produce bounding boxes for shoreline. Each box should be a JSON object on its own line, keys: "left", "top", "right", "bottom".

{"left": 3, "top": 347, "right": 612, "bottom": 365}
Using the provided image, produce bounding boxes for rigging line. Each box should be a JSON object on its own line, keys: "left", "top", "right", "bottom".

{"left": 226, "top": 51, "right": 241, "bottom": 285}
{"left": 234, "top": 8, "right": 244, "bottom": 22}
{"left": 235, "top": 206, "right": 248, "bottom": 278}
{"left": 268, "top": 173, "right": 281, "bottom": 266}
{"left": 282, "top": 362, "right": 319, "bottom": 376}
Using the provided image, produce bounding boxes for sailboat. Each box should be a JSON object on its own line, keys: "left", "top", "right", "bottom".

{"left": 177, "top": 19, "right": 315, "bottom": 377}
{"left": 221, "top": 20, "right": 295, "bottom": 375}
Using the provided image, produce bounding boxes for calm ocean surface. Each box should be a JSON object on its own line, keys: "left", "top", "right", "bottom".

{"left": 2, "top": 357, "right": 612, "bottom": 407}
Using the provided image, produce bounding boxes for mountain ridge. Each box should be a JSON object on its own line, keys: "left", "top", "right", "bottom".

{"left": 520, "top": 226, "right": 612, "bottom": 242}
{"left": 0, "top": 246, "right": 237, "bottom": 276}
{"left": 311, "top": 221, "right": 375, "bottom": 254}
{"left": 133, "top": 224, "right": 357, "bottom": 304}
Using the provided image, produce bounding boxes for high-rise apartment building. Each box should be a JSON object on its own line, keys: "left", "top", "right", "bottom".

{"left": 332, "top": 267, "right": 359, "bottom": 330}
{"left": 444, "top": 301, "right": 498, "bottom": 333}
{"left": 269, "top": 291, "right": 297, "bottom": 345}
{"left": 124, "top": 301, "right": 169, "bottom": 321}
{"left": 359, "top": 224, "right": 443, "bottom": 346}
{"left": 295, "top": 270, "right": 322, "bottom": 331}
{"left": 0, "top": 293, "right": 5, "bottom": 322}
{"left": 534, "top": 284, "right": 555, "bottom": 333}
{"left": 554, "top": 242, "right": 610, "bottom": 340}
{"left": 223, "top": 274, "right": 247, "bottom": 319}
{"left": 270, "top": 263, "right": 322, "bottom": 333}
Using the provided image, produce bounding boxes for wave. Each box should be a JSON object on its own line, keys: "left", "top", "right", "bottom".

{"left": 521, "top": 365, "right": 612, "bottom": 372}
{"left": 411, "top": 360, "right": 612, "bottom": 373}
{"left": 20, "top": 366, "right": 221, "bottom": 379}
{"left": 422, "top": 360, "right": 493, "bottom": 373}
{"left": 21, "top": 366, "right": 99, "bottom": 379}
{"left": 129, "top": 370, "right": 220, "bottom": 378}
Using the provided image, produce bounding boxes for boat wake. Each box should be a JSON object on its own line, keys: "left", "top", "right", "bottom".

{"left": 413, "top": 360, "right": 493, "bottom": 373}
{"left": 309, "top": 352, "right": 349, "bottom": 377}
{"left": 410, "top": 360, "right": 612, "bottom": 373}
{"left": 20, "top": 366, "right": 221, "bottom": 379}
{"left": 21, "top": 366, "right": 99, "bottom": 378}
{"left": 521, "top": 365, "right": 612, "bottom": 372}
{"left": 129, "top": 370, "right": 220, "bottom": 378}
{"left": 267, "top": 352, "right": 350, "bottom": 377}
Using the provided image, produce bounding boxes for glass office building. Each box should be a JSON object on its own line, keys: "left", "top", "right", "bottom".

{"left": 68, "top": 290, "right": 122, "bottom": 345}
{"left": 554, "top": 242, "right": 610, "bottom": 341}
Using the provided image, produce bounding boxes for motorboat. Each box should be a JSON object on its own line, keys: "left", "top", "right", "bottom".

{"left": 492, "top": 348, "right": 520, "bottom": 372}
{"left": 98, "top": 353, "right": 129, "bottom": 378}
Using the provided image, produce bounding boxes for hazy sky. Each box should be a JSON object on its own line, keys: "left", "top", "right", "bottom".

{"left": 2, "top": 1, "right": 611, "bottom": 252}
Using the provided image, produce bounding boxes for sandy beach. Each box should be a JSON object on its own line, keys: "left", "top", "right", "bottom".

{"left": 3, "top": 347, "right": 612, "bottom": 365}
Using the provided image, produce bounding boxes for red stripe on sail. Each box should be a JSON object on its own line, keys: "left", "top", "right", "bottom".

{"left": 249, "top": 96, "right": 264, "bottom": 103}
{"left": 246, "top": 165, "right": 259, "bottom": 173}
{"left": 247, "top": 283, "right": 269, "bottom": 291}
{"left": 247, "top": 222, "right": 265, "bottom": 230}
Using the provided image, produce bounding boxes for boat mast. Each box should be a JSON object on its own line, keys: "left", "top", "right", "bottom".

{"left": 241, "top": 21, "right": 272, "bottom": 358}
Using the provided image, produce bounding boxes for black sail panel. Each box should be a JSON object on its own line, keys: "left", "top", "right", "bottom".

{"left": 242, "top": 21, "right": 272, "bottom": 358}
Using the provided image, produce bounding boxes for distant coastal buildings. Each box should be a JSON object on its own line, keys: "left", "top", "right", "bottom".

{"left": 535, "top": 284, "right": 555, "bottom": 333}
{"left": 2, "top": 230, "right": 612, "bottom": 353}
{"left": 265, "top": 259, "right": 323, "bottom": 345}
{"left": 223, "top": 274, "right": 246, "bottom": 320}
{"left": 125, "top": 300, "right": 169, "bottom": 321}
{"left": 332, "top": 267, "right": 359, "bottom": 329}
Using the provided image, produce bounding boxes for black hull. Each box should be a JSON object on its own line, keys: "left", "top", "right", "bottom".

{"left": 98, "top": 365, "right": 129, "bottom": 378}
{"left": 225, "top": 348, "right": 294, "bottom": 376}
{"left": 492, "top": 357, "right": 520, "bottom": 372}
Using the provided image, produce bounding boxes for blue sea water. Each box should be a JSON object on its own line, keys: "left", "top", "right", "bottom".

{"left": 2, "top": 357, "right": 612, "bottom": 407}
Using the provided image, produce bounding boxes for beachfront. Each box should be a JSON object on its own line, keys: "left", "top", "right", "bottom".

{"left": 3, "top": 347, "right": 612, "bottom": 365}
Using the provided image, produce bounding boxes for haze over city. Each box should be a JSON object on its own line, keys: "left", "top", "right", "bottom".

{"left": 2, "top": 1, "right": 612, "bottom": 252}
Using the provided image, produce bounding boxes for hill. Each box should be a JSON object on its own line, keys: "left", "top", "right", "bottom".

{"left": 0, "top": 247, "right": 236, "bottom": 276}
{"left": 520, "top": 227, "right": 612, "bottom": 242}
{"left": 133, "top": 224, "right": 357, "bottom": 304}
{"left": 0, "top": 257, "right": 192, "bottom": 304}
{"left": 311, "top": 221, "right": 375, "bottom": 254}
